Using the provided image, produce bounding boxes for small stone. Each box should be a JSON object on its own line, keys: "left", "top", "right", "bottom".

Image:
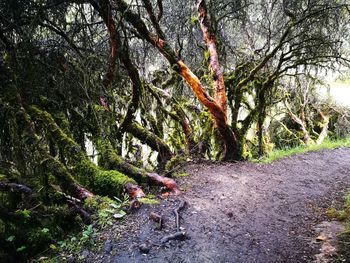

{"left": 81, "top": 250, "right": 89, "bottom": 258}
{"left": 139, "top": 243, "right": 150, "bottom": 254}
{"left": 104, "top": 241, "right": 114, "bottom": 253}
{"left": 316, "top": 235, "right": 327, "bottom": 242}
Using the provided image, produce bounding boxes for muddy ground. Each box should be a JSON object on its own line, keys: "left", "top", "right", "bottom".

{"left": 86, "top": 148, "right": 350, "bottom": 263}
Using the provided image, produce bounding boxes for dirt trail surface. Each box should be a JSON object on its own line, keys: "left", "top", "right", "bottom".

{"left": 88, "top": 148, "right": 350, "bottom": 263}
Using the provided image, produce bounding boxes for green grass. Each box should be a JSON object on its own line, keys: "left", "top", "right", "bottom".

{"left": 345, "top": 193, "right": 350, "bottom": 230}
{"left": 256, "top": 136, "right": 350, "bottom": 163}
{"left": 335, "top": 192, "right": 350, "bottom": 262}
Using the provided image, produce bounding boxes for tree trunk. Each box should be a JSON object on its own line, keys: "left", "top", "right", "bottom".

{"left": 147, "top": 85, "right": 196, "bottom": 154}
{"left": 16, "top": 108, "right": 94, "bottom": 200}
{"left": 98, "top": 141, "right": 180, "bottom": 194}
{"left": 197, "top": 0, "right": 227, "bottom": 114}
{"left": 316, "top": 111, "right": 329, "bottom": 145}
{"left": 28, "top": 106, "right": 145, "bottom": 198}
{"left": 285, "top": 101, "right": 313, "bottom": 146}
{"left": 125, "top": 121, "right": 173, "bottom": 166}
{"left": 177, "top": 61, "right": 239, "bottom": 160}
{"left": 116, "top": 0, "right": 240, "bottom": 160}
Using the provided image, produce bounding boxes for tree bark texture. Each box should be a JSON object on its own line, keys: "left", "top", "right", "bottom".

{"left": 197, "top": 0, "right": 227, "bottom": 114}
{"left": 116, "top": 0, "right": 240, "bottom": 160}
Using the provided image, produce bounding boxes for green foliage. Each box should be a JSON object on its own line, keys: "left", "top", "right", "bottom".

{"left": 51, "top": 195, "right": 130, "bottom": 260}
{"left": 173, "top": 172, "right": 190, "bottom": 178}
{"left": 165, "top": 155, "right": 188, "bottom": 173}
{"left": 1, "top": 0, "right": 350, "bottom": 261}
{"left": 83, "top": 195, "right": 129, "bottom": 226}
{"left": 190, "top": 15, "right": 198, "bottom": 25}
{"left": 257, "top": 136, "right": 350, "bottom": 163}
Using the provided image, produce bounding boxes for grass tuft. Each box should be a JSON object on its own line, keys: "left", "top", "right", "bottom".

{"left": 256, "top": 136, "right": 350, "bottom": 163}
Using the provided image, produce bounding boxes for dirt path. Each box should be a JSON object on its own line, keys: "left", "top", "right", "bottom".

{"left": 88, "top": 148, "right": 350, "bottom": 263}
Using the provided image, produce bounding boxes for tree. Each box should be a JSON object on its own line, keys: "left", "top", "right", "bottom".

{"left": 0, "top": 0, "right": 349, "bottom": 260}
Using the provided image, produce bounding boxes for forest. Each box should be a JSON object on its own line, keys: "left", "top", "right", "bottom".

{"left": 1, "top": 0, "right": 350, "bottom": 261}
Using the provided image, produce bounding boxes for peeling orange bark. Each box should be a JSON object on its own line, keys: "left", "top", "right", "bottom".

{"left": 117, "top": 0, "right": 239, "bottom": 160}
{"left": 147, "top": 173, "right": 181, "bottom": 195}
{"left": 125, "top": 183, "right": 145, "bottom": 198}
{"left": 177, "top": 60, "right": 226, "bottom": 122}
{"left": 90, "top": 0, "right": 118, "bottom": 87}
{"left": 197, "top": 0, "right": 227, "bottom": 114}
{"left": 177, "top": 60, "right": 239, "bottom": 160}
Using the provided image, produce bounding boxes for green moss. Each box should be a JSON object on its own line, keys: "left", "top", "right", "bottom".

{"left": 173, "top": 172, "right": 190, "bottom": 178}
{"left": 138, "top": 197, "right": 160, "bottom": 205}
{"left": 31, "top": 106, "right": 138, "bottom": 197}
{"left": 190, "top": 15, "right": 198, "bottom": 25}
{"left": 83, "top": 196, "right": 113, "bottom": 212}
{"left": 326, "top": 193, "right": 350, "bottom": 222}
{"left": 93, "top": 170, "right": 135, "bottom": 197}
{"left": 165, "top": 155, "right": 187, "bottom": 173}
{"left": 326, "top": 207, "right": 339, "bottom": 219}
{"left": 73, "top": 158, "right": 135, "bottom": 197}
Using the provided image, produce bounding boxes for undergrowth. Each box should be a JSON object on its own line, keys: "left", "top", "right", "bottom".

{"left": 36, "top": 195, "right": 131, "bottom": 262}
{"left": 327, "top": 192, "right": 350, "bottom": 262}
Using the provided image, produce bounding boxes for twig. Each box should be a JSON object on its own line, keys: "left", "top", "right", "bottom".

{"left": 174, "top": 200, "right": 187, "bottom": 232}
{"left": 159, "top": 200, "right": 188, "bottom": 243}
{"left": 160, "top": 231, "right": 186, "bottom": 244}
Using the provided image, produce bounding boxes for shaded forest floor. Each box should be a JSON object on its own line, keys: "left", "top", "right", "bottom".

{"left": 81, "top": 148, "right": 350, "bottom": 263}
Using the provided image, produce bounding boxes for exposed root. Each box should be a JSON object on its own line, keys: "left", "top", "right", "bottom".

{"left": 174, "top": 200, "right": 187, "bottom": 232}
{"left": 147, "top": 173, "right": 181, "bottom": 195}
{"left": 124, "top": 183, "right": 145, "bottom": 198}
{"left": 160, "top": 231, "right": 187, "bottom": 244}
{"left": 67, "top": 199, "right": 92, "bottom": 224}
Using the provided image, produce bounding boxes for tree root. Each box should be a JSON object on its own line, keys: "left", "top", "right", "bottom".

{"left": 174, "top": 200, "right": 187, "bottom": 232}
{"left": 67, "top": 200, "right": 92, "bottom": 224}
{"left": 147, "top": 173, "right": 181, "bottom": 195}
{"left": 98, "top": 141, "right": 181, "bottom": 195}
{"left": 160, "top": 200, "right": 188, "bottom": 243}
{"left": 160, "top": 231, "right": 187, "bottom": 244}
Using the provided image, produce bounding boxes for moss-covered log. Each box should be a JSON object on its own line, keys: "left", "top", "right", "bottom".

{"left": 29, "top": 106, "right": 144, "bottom": 198}
{"left": 41, "top": 157, "right": 94, "bottom": 199}
{"left": 98, "top": 141, "right": 180, "bottom": 194}
{"left": 16, "top": 108, "right": 94, "bottom": 200}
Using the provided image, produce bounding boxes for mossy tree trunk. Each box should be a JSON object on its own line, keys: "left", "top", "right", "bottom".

{"left": 29, "top": 106, "right": 145, "bottom": 198}
{"left": 97, "top": 140, "right": 180, "bottom": 194}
